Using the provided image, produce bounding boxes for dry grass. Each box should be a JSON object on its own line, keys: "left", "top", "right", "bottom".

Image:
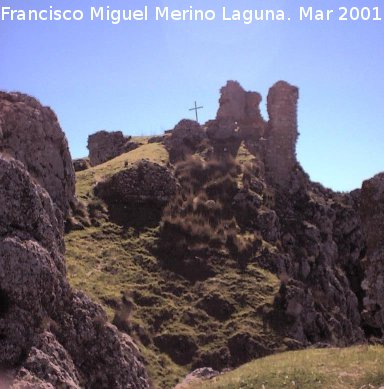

{"left": 196, "top": 345, "right": 384, "bottom": 389}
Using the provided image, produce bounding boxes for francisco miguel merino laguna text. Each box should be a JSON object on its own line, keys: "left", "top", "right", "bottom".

{"left": 0, "top": 5, "right": 286, "bottom": 24}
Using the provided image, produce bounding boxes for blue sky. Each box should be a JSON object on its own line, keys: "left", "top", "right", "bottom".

{"left": 1, "top": 0, "right": 383, "bottom": 191}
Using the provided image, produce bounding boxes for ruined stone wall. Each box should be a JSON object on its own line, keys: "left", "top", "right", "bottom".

{"left": 215, "top": 80, "right": 265, "bottom": 137}
{"left": 207, "top": 81, "right": 266, "bottom": 157}
{"left": 88, "top": 130, "right": 138, "bottom": 166}
{"left": 265, "top": 81, "right": 299, "bottom": 187}
{"left": 208, "top": 80, "right": 298, "bottom": 186}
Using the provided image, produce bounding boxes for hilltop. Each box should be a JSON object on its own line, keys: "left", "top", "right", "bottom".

{"left": 64, "top": 80, "right": 384, "bottom": 387}
{"left": 0, "top": 82, "right": 383, "bottom": 388}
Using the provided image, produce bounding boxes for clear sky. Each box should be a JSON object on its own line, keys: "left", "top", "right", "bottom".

{"left": 1, "top": 0, "right": 383, "bottom": 191}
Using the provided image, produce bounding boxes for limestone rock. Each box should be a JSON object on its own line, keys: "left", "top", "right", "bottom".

{"left": 87, "top": 130, "right": 138, "bottom": 166}
{"left": 58, "top": 291, "right": 149, "bottom": 389}
{"left": 360, "top": 173, "right": 384, "bottom": 337}
{"left": 13, "top": 331, "right": 81, "bottom": 389}
{"left": 0, "top": 156, "right": 68, "bottom": 368}
{"left": 0, "top": 151, "right": 149, "bottom": 387}
{"left": 0, "top": 92, "right": 75, "bottom": 216}
{"left": 272, "top": 185, "right": 366, "bottom": 346}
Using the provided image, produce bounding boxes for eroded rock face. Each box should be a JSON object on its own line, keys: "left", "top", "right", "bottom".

{"left": 0, "top": 156, "right": 68, "bottom": 368}
{"left": 0, "top": 92, "right": 75, "bottom": 216}
{"left": 0, "top": 155, "right": 149, "bottom": 388}
{"left": 88, "top": 130, "right": 138, "bottom": 166}
{"left": 360, "top": 173, "right": 384, "bottom": 337}
{"left": 0, "top": 121, "right": 149, "bottom": 388}
{"left": 272, "top": 182, "right": 366, "bottom": 346}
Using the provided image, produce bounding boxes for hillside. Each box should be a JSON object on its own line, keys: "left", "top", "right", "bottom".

{"left": 195, "top": 345, "right": 384, "bottom": 388}
{"left": 66, "top": 139, "right": 283, "bottom": 388}
{"left": 64, "top": 80, "right": 384, "bottom": 388}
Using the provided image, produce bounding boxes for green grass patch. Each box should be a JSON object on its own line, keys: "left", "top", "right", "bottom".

{"left": 76, "top": 142, "right": 169, "bottom": 199}
{"left": 197, "top": 345, "right": 384, "bottom": 389}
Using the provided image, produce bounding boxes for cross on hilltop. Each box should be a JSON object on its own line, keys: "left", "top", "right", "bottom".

{"left": 189, "top": 101, "right": 203, "bottom": 123}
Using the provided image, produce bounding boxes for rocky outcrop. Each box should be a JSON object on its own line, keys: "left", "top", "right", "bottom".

{"left": 0, "top": 92, "right": 75, "bottom": 216}
{"left": 0, "top": 155, "right": 149, "bottom": 388}
{"left": 87, "top": 130, "right": 139, "bottom": 166}
{"left": 360, "top": 173, "right": 384, "bottom": 338}
{"left": 271, "top": 180, "right": 366, "bottom": 346}
{"left": 0, "top": 89, "right": 150, "bottom": 389}
{"left": 159, "top": 81, "right": 371, "bottom": 356}
{"left": 165, "top": 120, "right": 206, "bottom": 163}
{"left": 0, "top": 155, "right": 68, "bottom": 369}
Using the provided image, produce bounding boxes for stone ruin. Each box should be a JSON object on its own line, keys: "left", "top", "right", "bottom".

{"left": 84, "top": 80, "right": 299, "bottom": 190}
{"left": 265, "top": 81, "right": 299, "bottom": 187}
{"left": 203, "top": 80, "right": 299, "bottom": 188}
{"left": 164, "top": 119, "right": 206, "bottom": 163}
{"left": 87, "top": 130, "right": 140, "bottom": 166}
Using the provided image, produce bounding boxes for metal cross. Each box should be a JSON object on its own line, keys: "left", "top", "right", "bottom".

{"left": 189, "top": 101, "right": 203, "bottom": 123}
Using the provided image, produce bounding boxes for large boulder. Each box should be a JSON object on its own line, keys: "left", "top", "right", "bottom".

{"left": 0, "top": 92, "right": 75, "bottom": 216}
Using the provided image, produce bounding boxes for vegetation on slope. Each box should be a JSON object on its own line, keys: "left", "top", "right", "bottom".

{"left": 75, "top": 140, "right": 168, "bottom": 199}
{"left": 65, "top": 139, "right": 284, "bottom": 388}
{"left": 196, "top": 345, "right": 384, "bottom": 389}
{"left": 65, "top": 138, "right": 383, "bottom": 389}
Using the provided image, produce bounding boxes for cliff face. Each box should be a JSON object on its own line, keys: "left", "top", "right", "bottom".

{"left": 154, "top": 80, "right": 368, "bottom": 347}
{"left": 0, "top": 92, "right": 75, "bottom": 216}
{"left": 88, "top": 130, "right": 140, "bottom": 166}
{"left": 360, "top": 173, "right": 384, "bottom": 338}
{"left": 204, "top": 80, "right": 369, "bottom": 345}
{"left": 0, "top": 93, "right": 149, "bottom": 388}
